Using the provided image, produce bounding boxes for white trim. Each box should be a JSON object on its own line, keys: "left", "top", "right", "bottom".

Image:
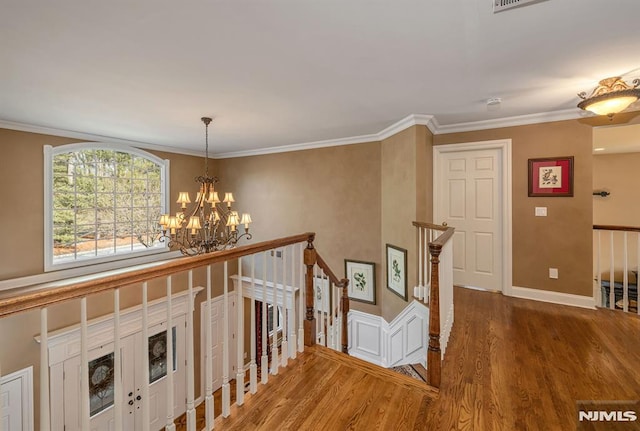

{"left": 0, "top": 119, "right": 204, "bottom": 157}
{"left": 511, "top": 285, "right": 596, "bottom": 309}
{"left": 214, "top": 114, "right": 436, "bottom": 159}
{"left": 0, "top": 250, "right": 182, "bottom": 292}
{"left": 2, "top": 110, "right": 589, "bottom": 160}
{"left": 43, "top": 143, "right": 170, "bottom": 273}
{"left": 0, "top": 366, "right": 34, "bottom": 431}
{"left": 433, "top": 139, "right": 513, "bottom": 295}
{"left": 433, "top": 109, "right": 588, "bottom": 134}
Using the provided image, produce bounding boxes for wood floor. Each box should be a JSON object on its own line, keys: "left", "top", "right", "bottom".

{"left": 180, "top": 287, "right": 640, "bottom": 430}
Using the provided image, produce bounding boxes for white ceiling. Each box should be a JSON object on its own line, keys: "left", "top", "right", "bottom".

{"left": 1, "top": 0, "right": 639, "bottom": 155}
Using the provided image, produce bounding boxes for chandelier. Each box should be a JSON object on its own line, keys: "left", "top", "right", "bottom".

{"left": 578, "top": 76, "right": 640, "bottom": 118}
{"left": 150, "top": 117, "right": 252, "bottom": 256}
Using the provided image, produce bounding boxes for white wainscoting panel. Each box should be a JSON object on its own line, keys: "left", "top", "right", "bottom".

{"left": 0, "top": 367, "right": 33, "bottom": 431}
{"left": 348, "top": 301, "right": 430, "bottom": 368}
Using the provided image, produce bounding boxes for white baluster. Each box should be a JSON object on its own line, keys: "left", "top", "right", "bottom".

{"left": 204, "top": 266, "right": 214, "bottom": 430}
{"left": 418, "top": 227, "right": 423, "bottom": 298}
{"left": 322, "top": 272, "right": 328, "bottom": 347}
{"left": 332, "top": 282, "right": 338, "bottom": 350}
{"left": 637, "top": 232, "right": 640, "bottom": 316}
{"left": 424, "top": 228, "right": 430, "bottom": 302}
{"left": 261, "top": 252, "right": 268, "bottom": 385}
{"left": 141, "top": 283, "right": 150, "bottom": 431}
{"left": 314, "top": 265, "right": 320, "bottom": 344}
{"left": 249, "top": 254, "right": 258, "bottom": 393}
{"left": 271, "top": 251, "right": 279, "bottom": 375}
{"left": 166, "top": 277, "right": 175, "bottom": 431}
{"left": 40, "top": 307, "right": 51, "bottom": 431}
{"left": 298, "top": 243, "right": 304, "bottom": 353}
{"left": 623, "top": 232, "right": 629, "bottom": 312}
{"left": 186, "top": 271, "right": 196, "bottom": 431}
{"left": 236, "top": 257, "right": 245, "bottom": 406}
{"left": 80, "top": 297, "right": 90, "bottom": 431}
{"left": 114, "top": 289, "right": 123, "bottom": 431}
{"left": 596, "top": 230, "right": 602, "bottom": 308}
{"left": 222, "top": 261, "right": 231, "bottom": 417}
{"left": 610, "top": 232, "right": 615, "bottom": 309}
{"left": 290, "top": 245, "right": 297, "bottom": 360}
{"left": 281, "top": 247, "right": 288, "bottom": 368}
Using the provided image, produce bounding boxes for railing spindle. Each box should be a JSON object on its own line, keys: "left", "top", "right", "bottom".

{"left": 0, "top": 362, "right": 3, "bottom": 431}
{"left": 637, "top": 232, "right": 640, "bottom": 316}
{"left": 596, "top": 230, "right": 602, "bottom": 307}
{"left": 298, "top": 243, "right": 304, "bottom": 353}
{"left": 249, "top": 254, "right": 258, "bottom": 393}
{"left": 114, "top": 289, "right": 123, "bottom": 431}
{"left": 281, "top": 247, "right": 288, "bottom": 367}
{"left": 623, "top": 232, "right": 629, "bottom": 312}
{"left": 186, "top": 271, "right": 196, "bottom": 431}
{"left": 222, "top": 261, "right": 231, "bottom": 417}
{"left": 141, "top": 283, "right": 150, "bottom": 431}
{"left": 271, "top": 251, "right": 279, "bottom": 375}
{"left": 261, "top": 252, "right": 268, "bottom": 385}
{"left": 165, "top": 276, "right": 175, "bottom": 431}
{"left": 610, "top": 232, "right": 615, "bottom": 309}
{"left": 80, "top": 297, "right": 90, "bottom": 431}
{"left": 40, "top": 307, "right": 50, "bottom": 431}
{"left": 204, "top": 266, "right": 214, "bottom": 430}
{"left": 290, "top": 245, "right": 297, "bottom": 360}
{"left": 236, "top": 257, "right": 245, "bottom": 406}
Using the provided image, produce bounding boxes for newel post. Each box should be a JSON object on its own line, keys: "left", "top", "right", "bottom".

{"left": 340, "top": 279, "right": 350, "bottom": 354}
{"left": 427, "top": 243, "right": 442, "bottom": 388}
{"left": 304, "top": 235, "right": 317, "bottom": 346}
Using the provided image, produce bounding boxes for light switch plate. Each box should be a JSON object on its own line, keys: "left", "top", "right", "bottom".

{"left": 549, "top": 268, "right": 558, "bottom": 279}
{"left": 535, "top": 207, "right": 547, "bottom": 217}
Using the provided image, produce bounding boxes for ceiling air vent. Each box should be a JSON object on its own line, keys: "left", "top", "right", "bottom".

{"left": 493, "top": 0, "right": 546, "bottom": 13}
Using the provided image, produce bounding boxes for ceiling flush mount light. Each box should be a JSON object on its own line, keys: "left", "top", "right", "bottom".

{"left": 143, "top": 117, "right": 252, "bottom": 256}
{"left": 578, "top": 77, "right": 640, "bottom": 119}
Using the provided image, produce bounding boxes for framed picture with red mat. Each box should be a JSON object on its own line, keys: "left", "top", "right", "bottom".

{"left": 528, "top": 156, "right": 574, "bottom": 197}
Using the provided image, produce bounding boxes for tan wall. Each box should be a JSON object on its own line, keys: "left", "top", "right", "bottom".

{"left": 434, "top": 120, "right": 594, "bottom": 296}
{"left": 215, "top": 142, "right": 383, "bottom": 316}
{"left": 380, "top": 126, "right": 432, "bottom": 321}
{"left": 593, "top": 152, "right": 640, "bottom": 226}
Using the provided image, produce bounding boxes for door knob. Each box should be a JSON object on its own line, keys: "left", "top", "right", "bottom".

{"left": 442, "top": 222, "right": 448, "bottom": 227}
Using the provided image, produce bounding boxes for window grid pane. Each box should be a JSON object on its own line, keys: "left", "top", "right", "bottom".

{"left": 52, "top": 148, "right": 165, "bottom": 265}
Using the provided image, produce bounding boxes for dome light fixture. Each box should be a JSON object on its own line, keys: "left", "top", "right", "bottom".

{"left": 578, "top": 76, "right": 640, "bottom": 119}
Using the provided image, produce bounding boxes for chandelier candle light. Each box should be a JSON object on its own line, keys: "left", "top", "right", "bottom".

{"left": 153, "top": 117, "right": 252, "bottom": 255}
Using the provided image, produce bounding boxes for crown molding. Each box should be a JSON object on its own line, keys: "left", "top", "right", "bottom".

{"left": 432, "top": 108, "right": 589, "bottom": 134}
{"left": 0, "top": 119, "right": 205, "bottom": 157}
{"left": 214, "top": 114, "right": 436, "bottom": 159}
{"left": 1, "top": 109, "right": 593, "bottom": 160}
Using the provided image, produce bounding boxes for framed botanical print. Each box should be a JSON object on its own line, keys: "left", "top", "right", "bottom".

{"left": 345, "top": 259, "right": 376, "bottom": 304}
{"left": 528, "top": 156, "right": 574, "bottom": 197}
{"left": 386, "top": 244, "right": 408, "bottom": 301}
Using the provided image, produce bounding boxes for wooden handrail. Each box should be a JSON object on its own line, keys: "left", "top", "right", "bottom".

{"left": 429, "top": 226, "right": 455, "bottom": 250}
{"left": 593, "top": 224, "right": 640, "bottom": 233}
{"left": 412, "top": 221, "right": 449, "bottom": 231}
{"left": 316, "top": 253, "right": 347, "bottom": 288}
{"left": 0, "top": 232, "right": 315, "bottom": 318}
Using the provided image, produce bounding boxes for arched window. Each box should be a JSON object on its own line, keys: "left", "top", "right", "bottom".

{"left": 44, "top": 143, "right": 169, "bottom": 270}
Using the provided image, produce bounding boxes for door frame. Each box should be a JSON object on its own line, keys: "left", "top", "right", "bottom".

{"left": 433, "top": 139, "right": 513, "bottom": 295}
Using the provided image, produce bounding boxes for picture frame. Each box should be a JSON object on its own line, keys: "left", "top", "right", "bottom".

{"left": 386, "top": 244, "right": 408, "bottom": 301}
{"left": 345, "top": 259, "right": 376, "bottom": 304}
{"left": 528, "top": 156, "right": 574, "bottom": 197}
{"left": 313, "top": 275, "right": 330, "bottom": 313}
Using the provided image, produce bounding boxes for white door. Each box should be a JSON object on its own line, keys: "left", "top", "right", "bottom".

{"left": 436, "top": 147, "right": 503, "bottom": 291}
{"left": 1, "top": 377, "right": 23, "bottom": 431}
{"left": 202, "top": 296, "right": 237, "bottom": 394}
{"left": 63, "top": 317, "right": 186, "bottom": 431}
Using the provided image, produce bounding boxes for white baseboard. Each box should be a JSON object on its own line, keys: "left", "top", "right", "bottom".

{"left": 510, "top": 286, "right": 595, "bottom": 309}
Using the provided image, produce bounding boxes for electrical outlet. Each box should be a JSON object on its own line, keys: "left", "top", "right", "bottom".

{"left": 270, "top": 250, "right": 283, "bottom": 258}
{"left": 549, "top": 268, "right": 558, "bottom": 279}
{"left": 535, "top": 207, "right": 547, "bottom": 217}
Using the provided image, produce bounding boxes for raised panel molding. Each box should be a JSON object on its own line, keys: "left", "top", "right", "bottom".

{"left": 348, "top": 301, "right": 430, "bottom": 369}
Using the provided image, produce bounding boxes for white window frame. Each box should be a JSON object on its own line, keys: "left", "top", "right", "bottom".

{"left": 44, "top": 142, "right": 170, "bottom": 272}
